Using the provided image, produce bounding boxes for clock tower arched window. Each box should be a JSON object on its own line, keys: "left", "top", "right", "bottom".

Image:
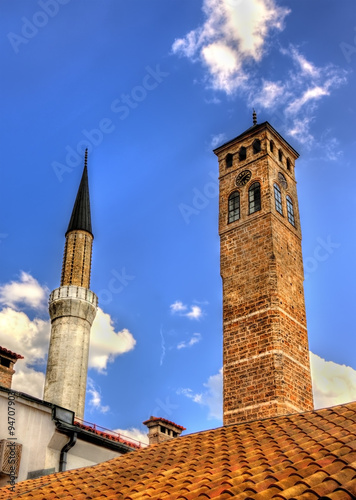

{"left": 228, "top": 191, "right": 240, "bottom": 223}
{"left": 248, "top": 182, "right": 261, "bottom": 214}
{"left": 274, "top": 183, "right": 283, "bottom": 214}
{"left": 286, "top": 195, "right": 295, "bottom": 226}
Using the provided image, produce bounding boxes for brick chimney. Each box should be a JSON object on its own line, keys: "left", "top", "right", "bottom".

{"left": 143, "top": 417, "right": 185, "bottom": 445}
{"left": 0, "top": 347, "right": 24, "bottom": 389}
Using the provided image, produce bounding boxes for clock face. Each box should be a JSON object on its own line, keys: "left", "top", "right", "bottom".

{"left": 278, "top": 172, "right": 288, "bottom": 189}
{"left": 236, "top": 170, "right": 251, "bottom": 187}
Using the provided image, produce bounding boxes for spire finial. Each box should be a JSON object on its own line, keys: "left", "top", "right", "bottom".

{"left": 84, "top": 148, "right": 88, "bottom": 169}
{"left": 253, "top": 109, "right": 257, "bottom": 125}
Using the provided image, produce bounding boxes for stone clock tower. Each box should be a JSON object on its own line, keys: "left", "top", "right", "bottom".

{"left": 43, "top": 150, "right": 97, "bottom": 420}
{"left": 214, "top": 114, "right": 314, "bottom": 425}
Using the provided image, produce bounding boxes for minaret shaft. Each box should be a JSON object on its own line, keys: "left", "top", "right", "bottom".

{"left": 44, "top": 152, "right": 97, "bottom": 420}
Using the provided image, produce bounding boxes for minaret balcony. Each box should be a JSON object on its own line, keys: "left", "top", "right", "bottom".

{"left": 49, "top": 285, "right": 98, "bottom": 307}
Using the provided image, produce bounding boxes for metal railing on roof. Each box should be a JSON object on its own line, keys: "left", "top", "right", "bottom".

{"left": 74, "top": 417, "right": 148, "bottom": 449}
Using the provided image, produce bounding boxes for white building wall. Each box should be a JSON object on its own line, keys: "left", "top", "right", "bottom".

{"left": 0, "top": 391, "right": 124, "bottom": 487}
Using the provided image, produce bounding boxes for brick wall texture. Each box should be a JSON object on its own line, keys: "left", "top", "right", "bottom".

{"left": 216, "top": 123, "right": 314, "bottom": 425}
{"left": 61, "top": 230, "right": 93, "bottom": 288}
{"left": 0, "top": 364, "right": 15, "bottom": 389}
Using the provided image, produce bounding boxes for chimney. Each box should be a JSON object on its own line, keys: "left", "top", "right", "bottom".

{"left": 0, "top": 347, "right": 24, "bottom": 389}
{"left": 143, "top": 417, "right": 185, "bottom": 445}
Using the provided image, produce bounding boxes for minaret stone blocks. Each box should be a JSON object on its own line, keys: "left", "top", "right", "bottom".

{"left": 214, "top": 120, "right": 314, "bottom": 425}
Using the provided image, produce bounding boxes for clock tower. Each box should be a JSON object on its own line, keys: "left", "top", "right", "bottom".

{"left": 214, "top": 114, "right": 314, "bottom": 425}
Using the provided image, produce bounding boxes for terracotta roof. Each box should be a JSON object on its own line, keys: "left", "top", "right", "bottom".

{"left": 0, "top": 346, "right": 24, "bottom": 359}
{"left": 143, "top": 415, "right": 186, "bottom": 431}
{"left": 1, "top": 401, "right": 356, "bottom": 499}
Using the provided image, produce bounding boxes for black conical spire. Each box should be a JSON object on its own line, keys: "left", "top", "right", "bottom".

{"left": 66, "top": 149, "right": 93, "bottom": 236}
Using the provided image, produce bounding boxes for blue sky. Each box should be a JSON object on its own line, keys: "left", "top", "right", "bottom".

{"left": 0, "top": 0, "right": 355, "bottom": 443}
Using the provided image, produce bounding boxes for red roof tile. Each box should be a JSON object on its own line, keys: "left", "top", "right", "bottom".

{"left": 0, "top": 346, "right": 24, "bottom": 359}
{"left": 0, "top": 401, "right": 355, "bottom": 499}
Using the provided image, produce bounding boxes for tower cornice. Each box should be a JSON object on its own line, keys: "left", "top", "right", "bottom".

{"left": 213, "top": 121, "right": 299, "bottom": 159}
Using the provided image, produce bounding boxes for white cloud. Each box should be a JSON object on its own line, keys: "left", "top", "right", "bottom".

{"left": 177, "top": 332, "right": 202, "bottom": 350}
{"left": 113, "top": 427, "right": 149, "bottom": 446}
{"left": 12, "top": 365, "right": 45, "bottom": 399}
{"left": 178, "top": 354, "right": 356, "bottom": 422}
{"left": 0, "top": 305, "right": 50, "bottom": 398}
{"left": 311, "top": 353, "right": 356, "bottom": 409}
{"left": 0, "top": 271, "right": 49, "bottom": 310}
{"left": 172, "top": 2, "right": 347, "bottom": 146}
{"left": 186, "top": 306, "right": 203, "bottom": 320}
{"left": 0, "top": 307, "right": 50, "bottom": 368}
{"left": 172, "top": 0, "right": 290, "bottom": 93}
{"left": 170, "top": 301, "right": 187, "bottom": 313}
{"left": 87, "top": 378, "right": 109, "bottom": 414}
{"left": 89, "top": 308, "right": 136, "bottom": 373}
{"left": 170, "top": 301, "right": 203, "bottom": 320}
{"left": 0, "top": 273, "right": 136, "bottom": 403}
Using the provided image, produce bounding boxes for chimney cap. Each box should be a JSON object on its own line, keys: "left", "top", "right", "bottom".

{"left": 142, "top": 416, "right": 186, "bottom": 431}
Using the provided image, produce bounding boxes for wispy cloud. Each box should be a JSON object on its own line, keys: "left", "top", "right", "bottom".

{"left": 211, "top": 133, "right": 226, "bottom": 148}
{"left": 87, "top": 378, "right": 110, "bottom": 414}
{"left": 170, "top": 301, "right": 203, "bottom": 320}
{"left": 170, "top": 301, "right": 187, "bottom": 313}
{"left": 178, "top": 368, "right": 223, "bottom": 420}
{"left": 177, "top": 332, "right": 202, "bottom": 350}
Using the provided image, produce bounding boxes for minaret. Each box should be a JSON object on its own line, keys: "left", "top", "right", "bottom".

{"left": 214, "top": 113, "right": 313, "bottom": 425}
{"left": 43, "top": 150, "right": 97, "bottom": 419}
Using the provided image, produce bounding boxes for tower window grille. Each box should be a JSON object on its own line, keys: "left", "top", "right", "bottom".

{"left": 286, "top": 195, "right": 295, "bottom": 226}
{"left": 248, "top": 182, "right": 261, "bottom": 214}
{"left": 278, "top": 149, "right": 283, "bottom": 162}
{"left": 253, "top": 139, "right": 261, "bottom": 154}
{"left": 274, "top": 183, "right": 283, "bottom": 215}
{"left": 239, "top": 146, "right": 246, "bottom": 161}
{"left": 270, "top": 140, "right": 274, "bottom": 152}
{"left": 225, "top": 153, "right": 233, "bottom": 168}
{"left": 228, "top": 191, "right": 240, "bottom": 223}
